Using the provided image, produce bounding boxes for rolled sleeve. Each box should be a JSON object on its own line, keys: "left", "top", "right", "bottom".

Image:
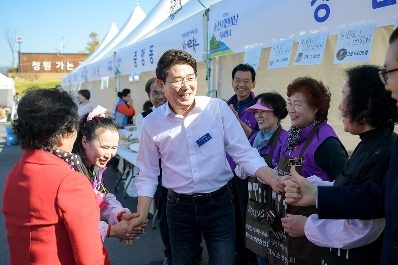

{"left": 135, "top": 119, "right": 160, "bottom": 198}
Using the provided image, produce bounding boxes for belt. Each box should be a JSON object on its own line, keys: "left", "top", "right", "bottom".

{"left": 168, "top": 184, "right": 229, "bottom": 203}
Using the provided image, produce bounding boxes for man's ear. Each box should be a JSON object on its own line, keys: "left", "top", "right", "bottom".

{"left": 157, "top": 79, "right": 164, "bottom": 90}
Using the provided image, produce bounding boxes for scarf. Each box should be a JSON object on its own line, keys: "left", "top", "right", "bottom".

{"left": 287, "top": 120, "right": 319, "bottom": 153}
{"left": 46, "top": 148, "right": 94, "bottom": 183}
{"left": 253, "top": 125, "right": 279, "bottom": 151}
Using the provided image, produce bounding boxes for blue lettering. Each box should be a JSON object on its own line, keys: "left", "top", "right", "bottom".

{"left": 372, "top": 0, "right": 396, "bottom": 9}
{"left": 314, "top": 3, "right": 330, "bottom": 23}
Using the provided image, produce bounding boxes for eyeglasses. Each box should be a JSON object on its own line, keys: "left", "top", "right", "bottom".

{"left": 150, "top": 91, "right": 165, "bottom": 97}
{"left": 378, "top": 67, "right": 398, "bottom": 85}
{"left": 165, "top": 76, "right": 197, "bottom": 88}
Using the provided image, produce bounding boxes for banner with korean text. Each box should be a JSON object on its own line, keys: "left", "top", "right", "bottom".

{"left": 116, "top": 11, "right": 205, "bottom": 77}
{"left": 333, "top": 23, "right": 376, "bottom": 64}
{"left": 86, "top": 56, "right": 115, "bottom": 82}
{"left": 208, "top": 0, "right": 397, "bottom": 57}
{"left": 293, "top": 31, "right": 328, "bottom": 66}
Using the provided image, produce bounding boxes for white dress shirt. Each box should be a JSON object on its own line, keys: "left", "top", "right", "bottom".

{"left": 135, "top": 96, "right": 266, "bottom": 197}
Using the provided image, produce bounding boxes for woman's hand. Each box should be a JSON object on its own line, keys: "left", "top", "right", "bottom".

{"left": 128, "top": 98, "right": 134, "bottom": 106}
{"left": 120, "top": 212, "right": 139, "bottom": 221}
{"left": 281, "top": 214, "right": 308, "bottom": 237}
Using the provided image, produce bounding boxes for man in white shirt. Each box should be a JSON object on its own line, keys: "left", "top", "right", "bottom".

{"left": 129, "top": 49, "right": 284, "bottom": 265}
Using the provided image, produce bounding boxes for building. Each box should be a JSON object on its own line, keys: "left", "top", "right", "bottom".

{"left": 18, "top": 53, "right": 88, "bottom": 74}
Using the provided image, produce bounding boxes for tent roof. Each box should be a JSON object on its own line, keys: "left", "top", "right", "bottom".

{"left": 88, "top": 3, "right": 146, "bottom": 64}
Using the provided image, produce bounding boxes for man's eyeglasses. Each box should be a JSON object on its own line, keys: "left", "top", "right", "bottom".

{"left": 165, "top": 76, "right": 197, "bottom": 88}
{"left": 378, "top": 67, "right": 398, "bottom": 85}
{"left": 150, "top": 91, "right": 165, "bottom": 97}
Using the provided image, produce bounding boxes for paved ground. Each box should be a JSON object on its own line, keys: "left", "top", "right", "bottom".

{"left": 0, "top": 121, "right": 208, "bottom": 265}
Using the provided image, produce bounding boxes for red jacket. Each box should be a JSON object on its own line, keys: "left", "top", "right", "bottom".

{"left": 2, "top": 150, "right": 111, "bottom": 265}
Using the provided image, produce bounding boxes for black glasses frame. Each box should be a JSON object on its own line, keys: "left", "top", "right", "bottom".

{"left": 378, "top": 67, "right": 398, "bottom": 85}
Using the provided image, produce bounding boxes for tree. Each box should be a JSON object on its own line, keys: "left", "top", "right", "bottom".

{"left": 85, "top": 32, "right": 100, "bottom": 54}
{"left": 2, "top": 25, "right": 17, "bottom": 68}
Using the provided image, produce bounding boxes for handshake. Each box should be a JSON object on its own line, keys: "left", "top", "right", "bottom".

{"left": 110, "top": 212, "right": 148, "bottom": 246}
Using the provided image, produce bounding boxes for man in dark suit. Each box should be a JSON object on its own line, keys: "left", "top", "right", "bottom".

{"left": 284, "top": 27, "right": 398, "bottom": 265}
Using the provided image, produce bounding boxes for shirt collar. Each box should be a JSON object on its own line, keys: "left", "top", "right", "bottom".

{"left": 163, "top": 97, "right": 204, "bottom": 118}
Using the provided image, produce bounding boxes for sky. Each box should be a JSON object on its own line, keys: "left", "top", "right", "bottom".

{"left": 0, "top": 0, "right": 160, "bottom": 68}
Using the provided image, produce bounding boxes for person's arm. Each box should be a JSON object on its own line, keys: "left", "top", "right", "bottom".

{"left": 318, "top": 183, "right": 385, "bottom": 219}
{"left": 117, "top": 103, "right": 135, "bottom": 116}
{"left": 284, "top": 166, "right": 386, "bottom": 219}
{"left": 305, "top": 214, "right": 385, "bottom": 249}
{"left": 101, "top": 193, "right": 132, "bottom": 225}
{"left": 126, "top": 118, "right": 160, "bottom": 234}
{"left": 57, "top": 172, "right": 110, "bottom": 264}
{"left": 136, "top": 114, "right": 144, "bottom": 140}
{"left": 229, "top": 104, "right": 252, "bottom": 137}
{"left": 222, "top": 102, "right": 284, "bottom": 193}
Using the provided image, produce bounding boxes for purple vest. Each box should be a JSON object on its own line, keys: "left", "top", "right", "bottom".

{"left": 280, "top": 121, "right": 340, "bottom": 181}
{"left": 226, "top": 92, "right": 257, "bottom": 171}
{"left": 249, "top": 129, "right": 288, "bottom": 169}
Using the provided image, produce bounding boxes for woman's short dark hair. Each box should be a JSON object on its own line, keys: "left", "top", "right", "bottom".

{"left": 143, "top": 100, "right": 153, "bottom": 112}
{"left": 72, "top": 113, "right": 118, "bottom": 162}
{"left": 156, "top": 49, "right": 197, "bottom": 81}
{"left": 145, "top": 77, "right": 157, "bottom": 95}
{"left": 249, "top": 92, "right": 288, "bottom": 121}
{"left": 12, "top": 88, "right": 79, "bottom": 150}
{"left": 117, "top": 89, "right": 130, "bottom": 99}
{"left": 78, "top": 89, "right": 91, "bottom": 100}
{"left": 287, "top": 77, "right": 331, "bottom": 121}
{"left": 344, "top": 65, "right": 398, "bottom": 128}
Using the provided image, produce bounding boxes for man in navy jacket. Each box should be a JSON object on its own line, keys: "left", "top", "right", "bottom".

{"left": 284, "top": 27, "right": 398, "bottom": 265}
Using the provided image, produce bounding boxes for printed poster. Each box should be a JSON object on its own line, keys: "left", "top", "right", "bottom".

{"left": 267, "top": 38, "right": 294, "bottom": 70}
{"left": 244, "top": 44, "right": 263, "bottom": 71}
{"left": 293, "top": 32, "right": 328, "bottom": 66}
{"left": 334, "top": 23, "right": 376, "bottom": 64}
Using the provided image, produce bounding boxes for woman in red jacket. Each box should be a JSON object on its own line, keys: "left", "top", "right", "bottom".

{"left": 2, "top": 89, "right": 110, "bottom": 265}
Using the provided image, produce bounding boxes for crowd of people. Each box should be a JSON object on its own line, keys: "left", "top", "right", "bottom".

{"left": 1, "top": 27, "right": 398, "bottom": 265}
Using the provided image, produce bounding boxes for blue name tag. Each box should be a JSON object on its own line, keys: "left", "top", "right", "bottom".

{"left": 196, "top": 133, "right": 212, "bottom": 147}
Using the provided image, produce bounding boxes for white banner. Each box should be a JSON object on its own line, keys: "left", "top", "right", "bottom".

{"left": 243, "top": 44, "right": 263, "bottom": 71}
{"left": 208, "top": 0, "right": 397, "bottom": 57}
{"left": 116, "top": 11, "right": 205, "bottom": 76}
{"left": 267, "top": 38, "right": 294, "bottom": 70}
{"left": 86, "top": 56, "right": 114, "bottom": 81}
{"left": 293, "top": 31, "right": 328, "bottom": 66}
{"left": 334, "top": 23, "right": 376, "bottom": 64}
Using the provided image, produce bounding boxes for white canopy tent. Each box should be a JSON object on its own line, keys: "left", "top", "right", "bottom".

{"left": 61, "top": 0, "right": 398, "bottom": 149}
{"left": 63, "top": 22, "right": 120, "bottom": 88}
{"left": 0, "top": 73, "right": 16, "bottom": 120}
